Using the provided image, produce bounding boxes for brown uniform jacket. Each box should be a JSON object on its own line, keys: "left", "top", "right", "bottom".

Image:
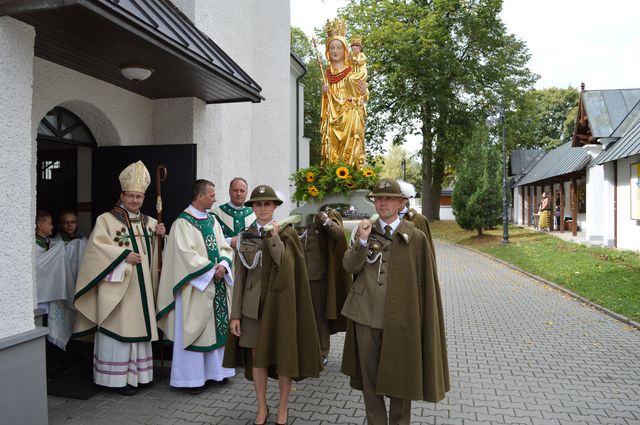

{"left": 301, "top": 209, "right": 352, "bottom": 332}
{"left": 223, "top": 224, "right": 322, "bottom": 380}
{"left": 341, "top": 219, "right": 450, "bottom": 402}
{"left": 402, "top": 207, "right": 438, "bottom": 274}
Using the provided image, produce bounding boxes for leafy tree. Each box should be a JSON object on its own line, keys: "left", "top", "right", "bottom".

{"left": 340, "top": 0, "right": 537, "bottom": 220}
{"left": 380, "top": 145, "right": 422, "bottom": 192}
{"left": 506, "top": 87, "right": 579, "bottom": 150}
{"left": 452, "top": 127, "right": 502, "bottom": 235}
{"left": 291, "top": 27, "right": 324, "bottom": 164}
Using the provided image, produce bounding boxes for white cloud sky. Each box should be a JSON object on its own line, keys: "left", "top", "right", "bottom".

{"left": 291, "top": 0, "right": 640, "bottom": 90}
{"left": 291, "top": 0, "right": 640, "bottom": 153}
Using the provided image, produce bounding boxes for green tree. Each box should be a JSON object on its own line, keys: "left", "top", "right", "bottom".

{"left": 340, "top": 0, "right": 537, "bottom": 220}
{"left": 452, "top": 127, "right": 502, "bottom": 235}
{"left": 506, "top": 87, "right": 579, "bottom": 150}
{"left": 380, "top": 145, "right": 422, "bottom": 192}
{"left": 291, "top": 27, "right": 324, "bottom": 164}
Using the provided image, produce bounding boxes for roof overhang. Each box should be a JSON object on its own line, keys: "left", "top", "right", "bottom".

{"left": 0, "top": 0, "right": 264, "bottom": 104}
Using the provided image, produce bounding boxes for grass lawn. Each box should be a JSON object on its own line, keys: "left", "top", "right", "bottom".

{"left": 430, "top": 220, "right": 640, "bottom": 323}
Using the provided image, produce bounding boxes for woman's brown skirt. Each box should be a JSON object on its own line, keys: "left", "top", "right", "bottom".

{"left": 239, "top": 315, "right": 261, "bottom": 348}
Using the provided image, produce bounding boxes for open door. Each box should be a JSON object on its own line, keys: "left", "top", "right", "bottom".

{"left": 92, "top": 144, "right": 197, "bottom": 229}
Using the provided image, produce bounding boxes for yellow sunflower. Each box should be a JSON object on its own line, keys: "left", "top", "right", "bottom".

{"left": 336, "top": 166, "right": 350, "bottom": 179}
{"left": 345, "top": 180, "right": 357, "bottom": 190}
{"left": 306, "top": 171, "right": 315, "bottom": 182}
{"left": 308, "top": 185, "right": 319, "bottom": 197}
{"left": 363, "top": 168, "right": 375, "bottom": 177}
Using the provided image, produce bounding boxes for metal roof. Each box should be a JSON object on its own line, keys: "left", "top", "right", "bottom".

{"left": 515, "top": 142, "right": 591, "bottom": 186}
{"left": 510, "top": 149, "right": 544, "bottom": 175}
{"left": 510, "top": 149, "right": 545, "bottom": 186}
{"left": 611, "top": 99, "right": 640, "bottom": 137}
{"left": 583, "top": 89, "right": 640, "bottom": 138}
{"left": 0, "top": 0, "right": 263, "bottom": 104}
{"left": 595, "top": 118, "right": 640, "bottom": 165}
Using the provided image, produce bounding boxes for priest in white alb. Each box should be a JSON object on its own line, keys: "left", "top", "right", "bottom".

{"left": 156, "top": 179, "right": 235, "bottom": 393}
{"left": 73, "top": 161, "right": 165, "bottom": 396}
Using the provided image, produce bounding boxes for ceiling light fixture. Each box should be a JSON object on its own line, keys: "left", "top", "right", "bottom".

{"left": 119, "top": 64, "right": 154, "bottom": 82}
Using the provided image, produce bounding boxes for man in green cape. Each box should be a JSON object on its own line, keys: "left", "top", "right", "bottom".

{"left": 299, "top": 207, "right": 351, "bottom": 364}
{"left": 341, "top": 178, "right": 449, "bottom": 424}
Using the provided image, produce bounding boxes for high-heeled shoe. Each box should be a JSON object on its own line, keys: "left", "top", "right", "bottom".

{"left": 275, "top": 408, "right": 288, "bottom": 425}
{"left": 254, "top": 405, "right": 269, "bottom": 425}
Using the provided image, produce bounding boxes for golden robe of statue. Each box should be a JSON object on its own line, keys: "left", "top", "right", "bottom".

{"left": 321, "top": 23, "right": 368, "bottom": 170}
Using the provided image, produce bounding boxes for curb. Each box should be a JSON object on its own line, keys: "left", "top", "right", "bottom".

{"left": 436, "top": 239, "right": 640, "bottom": 331}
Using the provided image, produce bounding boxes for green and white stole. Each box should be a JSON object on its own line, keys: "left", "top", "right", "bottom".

{"left": 178, "top": 212, "right": 229, "bottom": 350}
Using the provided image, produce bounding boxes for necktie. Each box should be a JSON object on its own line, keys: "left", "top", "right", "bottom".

{"left": 259, "top": 227, "right": 266, "bottom": 237}
{"left": 384, "top": 225, "right": 392, "bottom": 239}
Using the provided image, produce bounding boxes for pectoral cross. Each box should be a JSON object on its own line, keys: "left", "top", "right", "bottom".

{"left": 133, "top": 224, "right": 148, "bottom": 255}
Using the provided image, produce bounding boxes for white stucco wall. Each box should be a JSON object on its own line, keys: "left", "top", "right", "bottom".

{"left": 586, "top": 164, "right": 604, "bottom": 240}
{"left": 152, "top": 98, "right": 195, "bottom": 146}
{"left": 32, "top": 58, "right": 153, "bottom": 147}
{"left": 0, "top": 17, "right": 36, "bottom": 339}
{"left": 290, "top": 60, "right": 307, "bottom": 175}
{"left": 439, "top": 206, "right": 455, "bottom": 221}
{"left": 513, "top": 186, "right": 523, "bottom": 225}
{"left": 616, "top": 155, "right": 640, "bottom": 251}
{"left": 171, "top": 0, "right": 195, "bottom": 21}
{"left": 193, "top": 0, "right": 293, "bottom": 217}
{"left": 602, "top": 162, "right": 616, "bottom": 246}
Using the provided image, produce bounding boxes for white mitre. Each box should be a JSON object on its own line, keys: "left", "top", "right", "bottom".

{"left": 119, "top": 160, "right": 151, "bottom": 193}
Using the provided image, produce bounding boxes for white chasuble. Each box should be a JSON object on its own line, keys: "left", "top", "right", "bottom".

{"left": 157, "top": 206, "right": 235, "bottom": 387}
{"left": 73, "top": 207, "right": 159, "bottom": 387}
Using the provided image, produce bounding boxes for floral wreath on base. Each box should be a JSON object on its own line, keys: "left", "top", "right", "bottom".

{"left": 290, "top": 163, "right": 380, "bottom": 202}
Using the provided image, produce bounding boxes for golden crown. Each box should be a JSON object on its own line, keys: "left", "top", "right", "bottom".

{"left": 351, "top": 36, "right": 362, "bottom": 47}
{"left": 325, "top": 17, "right": 347, "bottom": 39}
{"left": 119, "top": 160, "right": 151, "bottom": 193}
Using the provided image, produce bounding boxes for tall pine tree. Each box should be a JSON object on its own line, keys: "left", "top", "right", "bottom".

{"left": 452, "top": 127, "right": 502, "bottom": 235}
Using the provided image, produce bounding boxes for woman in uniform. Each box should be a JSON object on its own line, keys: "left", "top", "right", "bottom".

{"left": 223, "top": 185, "right": 321, "bottom": 425}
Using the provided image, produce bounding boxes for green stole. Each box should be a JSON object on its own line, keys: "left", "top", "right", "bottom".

{"left": 178, "top": 212, "right": 229, "bottom": 351}
{"left": 214, "top": 203, "right": 255, "bottom": 237}
{"left": 36, "top": 234, "right": 49, "bottom": 250}
{"left": 111, "top": 209, "right": 153, "bottom": 341}
{"left": 74, "top": 207, "right": 153, "bottom": 341}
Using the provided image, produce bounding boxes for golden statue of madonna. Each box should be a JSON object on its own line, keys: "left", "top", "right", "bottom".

{"left": 320, "top": 18, "right": 369, "bottom": 170}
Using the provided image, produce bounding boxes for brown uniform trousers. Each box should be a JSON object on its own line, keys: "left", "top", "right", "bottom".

{"left": 302, "top": 216, "right": 343, "bottom": 357}
{"left": 342, "top": 220, "right": 412, "bottom": 425}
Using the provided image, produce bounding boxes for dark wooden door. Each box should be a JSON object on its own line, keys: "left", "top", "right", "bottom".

{"left": 37, "top": 140, "right": 78, "bottom": 223}
{"left": 92, "top": 144, "right": 197, "bottom": 229}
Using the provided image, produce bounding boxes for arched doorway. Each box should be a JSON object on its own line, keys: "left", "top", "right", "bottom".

{"left": 36, "top": 107, "right": 96, "bottom": 233}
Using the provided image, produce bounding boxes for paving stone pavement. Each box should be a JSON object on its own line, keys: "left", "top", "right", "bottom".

{"left": 48, "top": 240, "right": 640, "bottom": 425}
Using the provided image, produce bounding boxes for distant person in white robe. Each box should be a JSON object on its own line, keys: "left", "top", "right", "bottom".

{"left": 35, "top": 210, "right": 75, "bottom": 350}
{"left": 53, "top": 210, "right": 86, "bottom": 244}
